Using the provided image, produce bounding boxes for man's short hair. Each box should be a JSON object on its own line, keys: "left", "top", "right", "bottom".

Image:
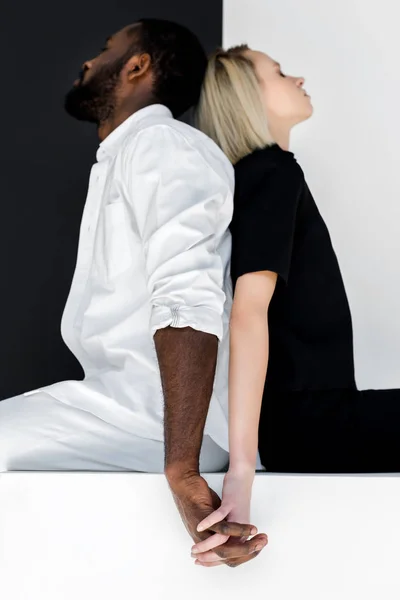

{"left": 129, "top": 19, "right": 208, "bottom": 118}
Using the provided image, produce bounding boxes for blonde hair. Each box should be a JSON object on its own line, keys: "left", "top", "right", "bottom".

{"left": 195, "top": 44, "right": 274, "bottom": 164}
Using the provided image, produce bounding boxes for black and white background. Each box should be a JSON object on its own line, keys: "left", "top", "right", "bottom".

{"left": 2, "top": 0, "right": 399, "bottom": 399}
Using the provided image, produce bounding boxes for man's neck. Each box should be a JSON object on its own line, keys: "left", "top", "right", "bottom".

{"left": 97, "top": 99, "right": 157, "bottom": 142}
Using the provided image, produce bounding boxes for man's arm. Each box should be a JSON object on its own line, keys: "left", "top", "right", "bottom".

{"left": 125, "top": 126, "right": 232, "bottom": 474}
{"left": 154, "top": 326, "right": 218, "bottom": 479}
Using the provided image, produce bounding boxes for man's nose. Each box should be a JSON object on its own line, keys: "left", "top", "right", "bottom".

{"left": 82, "top": 60, "right": 93, "bottom": 73}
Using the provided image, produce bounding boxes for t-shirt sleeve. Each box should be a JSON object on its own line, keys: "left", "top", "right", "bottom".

{"left": 231, "top": 162, "right": 304, "bottom": 285}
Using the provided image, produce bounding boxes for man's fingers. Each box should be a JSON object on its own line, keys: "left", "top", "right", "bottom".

{"left": 224, "top": 550, "right": 263, "bottom": 568}
{"left": 195, "top": 533, "right": 268, "bottom": 563}
{"left": 216, "top": 533, "right": 268, "bottom": 560}
{"left": 196, "top": 506, "right": 231, "bottom": 532}
{"left": 191, "top": 533, "right": 230, "bottom": 554}
{"left": 208, "top": 520, "right": 258, "bottom": 538}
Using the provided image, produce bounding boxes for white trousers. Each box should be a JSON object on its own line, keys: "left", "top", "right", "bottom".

{"left": 0, "top": 391, "right": 230, "bottom": 473}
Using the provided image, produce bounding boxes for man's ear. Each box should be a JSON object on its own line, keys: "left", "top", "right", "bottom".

{"left": 126, "top": 53, "right": 151, "bottom": 82}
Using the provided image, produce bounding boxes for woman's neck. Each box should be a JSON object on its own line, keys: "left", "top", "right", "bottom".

{"left": 269, "top": 123, "right": 291, "bottom": 151}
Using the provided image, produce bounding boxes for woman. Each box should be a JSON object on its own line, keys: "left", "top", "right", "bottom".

{"left": 191, "top": 44, "right": 400, "bottom": 558}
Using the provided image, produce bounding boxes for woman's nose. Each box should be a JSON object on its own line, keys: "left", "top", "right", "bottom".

{"left": 296, "top": 76, "right": 305, "bottom": 87}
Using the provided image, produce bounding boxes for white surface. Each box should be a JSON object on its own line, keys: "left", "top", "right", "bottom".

{"left": 224, "top": 0, "right": 400, "bottom": 390}
{"left": 1, "top": 472, "right": 399, "bottom": 599}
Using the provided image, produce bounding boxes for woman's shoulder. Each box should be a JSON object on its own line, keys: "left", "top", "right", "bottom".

{"left": 233, "top": 145, "right": 304, "bottom": 206}
{"left": 236, "top": 143, "right": 302, "bottom": 172}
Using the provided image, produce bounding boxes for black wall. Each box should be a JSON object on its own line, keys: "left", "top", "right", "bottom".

{"left": 1, "top": 1, "right": 223, "bottom": 400}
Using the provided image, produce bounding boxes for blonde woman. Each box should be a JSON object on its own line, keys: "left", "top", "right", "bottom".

{"left": 190, "top": 45, "right": 400, "bottom": 564}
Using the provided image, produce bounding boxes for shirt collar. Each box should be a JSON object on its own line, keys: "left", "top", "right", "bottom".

{"left": 96, "top": 104, "right": 173, "bottom": 162}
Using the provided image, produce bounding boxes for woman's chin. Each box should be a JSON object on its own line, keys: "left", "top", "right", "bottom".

{"left": 302, "top": 103, "right": 314, "bottom": 121}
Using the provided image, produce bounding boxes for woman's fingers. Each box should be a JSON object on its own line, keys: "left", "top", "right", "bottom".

{"left": 193, "top": 533, "right": 268, "bottom": 563}
{"left": 191, "top": 533, "right": 230, "bottom": 554}
{"left": 194, "top": 558, "right": 225, "bottom": 567}
{"left": 193, "top": 550, "right": 223, "bottom": 563}
{"left": 196, "top": 505, "right": 231, "bottom": 532}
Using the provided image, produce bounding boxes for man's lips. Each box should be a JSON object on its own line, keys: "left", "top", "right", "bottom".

{"left": 73, "top": 73, "right": 85, "bottom": 86}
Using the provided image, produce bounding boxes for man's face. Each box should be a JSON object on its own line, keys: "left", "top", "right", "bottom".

{"left": 64, "top": 25, "right": 139, "bottom": 124}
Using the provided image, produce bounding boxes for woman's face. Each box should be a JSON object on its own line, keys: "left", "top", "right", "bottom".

{"left": 246, "top": 49, "right": 313, "bottom": 125}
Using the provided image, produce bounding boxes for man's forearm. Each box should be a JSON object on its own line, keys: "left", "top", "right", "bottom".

{"left": 154, "top": 326, "right": 218, "bottom": 479}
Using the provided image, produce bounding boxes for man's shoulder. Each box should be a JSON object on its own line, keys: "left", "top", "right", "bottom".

{"left": 122, "top": 115, "right": 234, "bottom": 190}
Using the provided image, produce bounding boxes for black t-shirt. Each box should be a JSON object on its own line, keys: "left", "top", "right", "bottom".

{"left": 230, "top": 144, "right": 356, "bottom": 391}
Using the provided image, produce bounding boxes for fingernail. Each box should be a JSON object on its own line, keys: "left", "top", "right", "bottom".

{"left": 195, "top": 560, "right": 201, "bottom": 565}
{"left": 250, "top": 527, "right": 257, "bottom": 535}
{"left": 255, "top": 544, "right": 264, "bottom": 552}
{"left": 191, "top": 548, "right": 200, "bottom": 554}
{"left": 197, "top": 525, "right": 205, "bottom": 532}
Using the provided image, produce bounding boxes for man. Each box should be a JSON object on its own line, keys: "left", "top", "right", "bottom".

{"left": 0, "top": 19, "right": 267, "bottom": 567}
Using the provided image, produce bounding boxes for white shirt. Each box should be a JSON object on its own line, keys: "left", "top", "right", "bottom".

{"left": 31, "top": 105, "right": 234, "bottom": 450}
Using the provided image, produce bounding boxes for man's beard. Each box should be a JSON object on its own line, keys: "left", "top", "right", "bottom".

{"left": 64, "top": 58, "right": 127, "bottom": 124}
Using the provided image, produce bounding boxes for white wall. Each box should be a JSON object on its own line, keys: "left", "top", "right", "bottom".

{"left": 224, "top": 0, "right": 400, "bottom": 390}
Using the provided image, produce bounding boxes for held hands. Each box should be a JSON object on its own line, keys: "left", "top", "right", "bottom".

{"left": 191, "top": 468, "right": 265, "bottom": 566}
{"left": 167, "top": 468, "right": 267, "bottom": 568}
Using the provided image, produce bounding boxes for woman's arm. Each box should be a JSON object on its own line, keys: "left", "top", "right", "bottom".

{"left": 193, "top": 269, "right": 277, "bottom": 543}
{"left": 228, "top": 270, "right": 277, "bottom": 475}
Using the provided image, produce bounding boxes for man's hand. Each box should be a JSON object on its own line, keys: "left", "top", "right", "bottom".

{"left": 167, "top": 471, "right": 268, "bottom": 567}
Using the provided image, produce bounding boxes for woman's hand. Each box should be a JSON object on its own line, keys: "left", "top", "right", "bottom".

{"left": 191, "top": 467, "right": 257, "bottom": 558}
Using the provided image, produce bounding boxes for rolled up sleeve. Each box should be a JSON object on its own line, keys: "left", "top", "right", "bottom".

{"left": 124, "top": 126, "right": 232, "bottom": 341}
